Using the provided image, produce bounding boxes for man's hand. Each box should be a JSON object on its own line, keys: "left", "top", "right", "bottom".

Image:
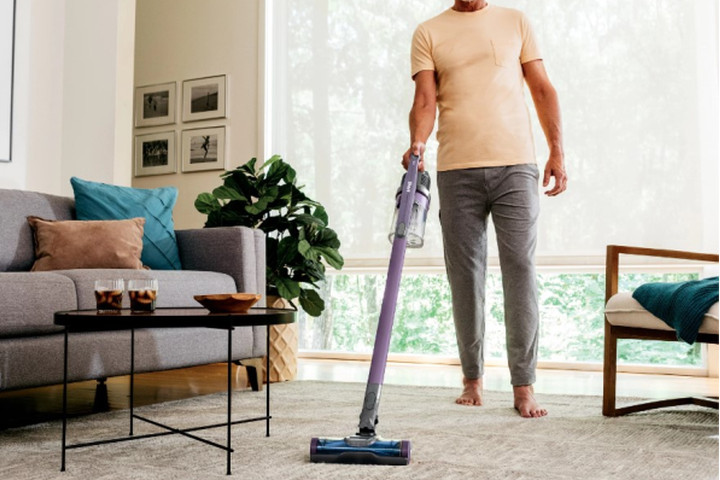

{"left": 402, "top": 141, "right": 426, "bottom": 171}
{"left": 543, "top": 152, "right": 567, "bottom": 196}
{"left": 523, "top": 60, "right": 566, "bottom": 197}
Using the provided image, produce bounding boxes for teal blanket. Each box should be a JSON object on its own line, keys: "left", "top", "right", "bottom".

{"left": 632, "top": 277, "right": 719, "bottom": 344}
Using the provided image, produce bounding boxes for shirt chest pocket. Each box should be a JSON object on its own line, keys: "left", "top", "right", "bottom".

{"left": 491, "top": 39, "right": 520, "bottom": 68}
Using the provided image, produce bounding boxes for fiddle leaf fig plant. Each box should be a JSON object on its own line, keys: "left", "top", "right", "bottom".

{"left": 195, "top": 155, "right": 344, "bottom": 317}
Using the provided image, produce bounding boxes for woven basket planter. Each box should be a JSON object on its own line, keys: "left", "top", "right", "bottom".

{"left": 267, "top": 295, "right": 298, "bottom": 382}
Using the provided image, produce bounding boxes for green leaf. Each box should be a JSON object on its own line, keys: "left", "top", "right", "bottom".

{"left": 298, "top": 239, "right": 312, "bottom": 257}
{"left": 222, "top": 175, "right": 249, "bottom": 199}
{"left": 246, "top": 196, "right": 271, "bottom": 215}
{"left": 260, "top": 154, "right": 283, "bottom": 172}
{"left": 237, "top": 157, "right": 257, "bottom": 175}
{"left": 223, "top": 201, "right": 258, "bottom": 227}
{"left": 275, "top": 277, "right": 301, "bottom": 300}
{"left": 212, "top": 185, "right": 246, "bottom": 202}
{"left": 277, "top": 184, "right": 294, "bottom": 202}
{"left": 289, "top": 185, "right": 308, "bottom": 205}
{"left": 266, "top": 158, "right": 289, "bottom": 184}
{"left": 294, "top": 213, "right": 325, "bottom": 228}
{"left": 225, "top": 209, "right": 256, "bottom": 227}
{"left": 284, "top": 164, "right": 297, "bottom": 184}
{"left": 299, "top": 288, "right": 324, "bottom": 317}
{"left": 259, "top": 216, "right": 292, "bottom": 235}
{"left": 297, "top": 259, "right": 325, "bottom": 283}
{"left": 195, "top": 193, "right": 221, "bottom": 215}
{"left": 312, "top": 206, "right": 329, "bottom": 225}
{"left": 262, "top": 185, "right": 280, "bottom": 201}
{"left": 228, "top": 170, "right": 259, "bottom": 199}
{"left": 265, "top": 237, "right": 279, "bottom": 267}
{"left": 267, "top": 198, "right": 291, "bottom": 211}
{"left": 205, "top": 210, "right": 223, "bottom": 227}
{"left": 316, "top": 246, "right": 344, "bottom": 270}
{"left": 316, "top": 228, "right": 341, "bottom": 249}
{"left": 276, "top": 236, "right": 299, "bottom": 269}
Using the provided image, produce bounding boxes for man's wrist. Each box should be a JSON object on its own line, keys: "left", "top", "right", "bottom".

{"left": 410, "top": 140, "right": 426, "bottom": 152}
{"left": 549, "top": 147, "right": 564, "bottom": 160}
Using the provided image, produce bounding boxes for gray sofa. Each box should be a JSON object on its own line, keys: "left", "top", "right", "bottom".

{"left": 0, "top": 188, "right": 266, "bottom": 392}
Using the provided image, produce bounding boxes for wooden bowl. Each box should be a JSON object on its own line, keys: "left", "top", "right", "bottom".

{"left": 193, "top": 293, "right": 262, "bottom": 313}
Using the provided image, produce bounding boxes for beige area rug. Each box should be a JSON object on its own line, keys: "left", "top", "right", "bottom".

{"left": 1, "top": 381, "right": 717, "bottom": 480}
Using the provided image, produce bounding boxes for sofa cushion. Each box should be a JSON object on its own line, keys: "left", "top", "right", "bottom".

{"left": 1, "top": 326, "right": 260, "bottom": 390}
{"left": 0, "top": 189, "right": 75, "bottom": 272}
{"left": 28, "top": 216, "right": 146, "bottom": 271}
{"left": 54, "top": 269, "right": 238, "bottom": 309}
{"left": 605, "top": 292, "right": 719, "bottom": 334}
{"left": 0, "top": 272, "right": 77, "bottom": 338}
{"left": 70, "top": 177, "right": 182, "bottom": 271}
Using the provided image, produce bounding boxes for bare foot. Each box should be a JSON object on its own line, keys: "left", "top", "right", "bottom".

{"left": 456, "top": 377, "right": 483, "bottom": 406}
{"left": 513, "top": 385, "right": 547, "bottom": 418}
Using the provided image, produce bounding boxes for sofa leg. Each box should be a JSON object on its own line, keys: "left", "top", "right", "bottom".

{"left": 236, "top": 358, "right": 264, "bottom": 391}
{"left": 92, "top": 378, "right": 109, "bottom": 412}
{"left": 246, "top": 365, "right": 259, "bottom": 392}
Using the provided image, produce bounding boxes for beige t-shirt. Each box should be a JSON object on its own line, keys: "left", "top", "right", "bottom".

{"left": 411, "top": 5, "right": 542, "bottom": 171}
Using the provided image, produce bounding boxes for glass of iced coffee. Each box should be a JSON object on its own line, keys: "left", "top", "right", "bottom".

{"left": 94, "top": 279, "right": 124, "bottom": 313}
{"left": 128, "top": 279, "right": 158, "bottom": 313}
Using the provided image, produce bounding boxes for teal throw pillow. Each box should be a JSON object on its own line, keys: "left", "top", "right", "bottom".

{"left": 70, "top": 177, "right": 182, "bottom": 270}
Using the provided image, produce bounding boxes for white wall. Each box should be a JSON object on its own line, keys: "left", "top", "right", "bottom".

{"left": 0, "top": 0, "right": 64, "bottom": 191}
{"left": 60, "top": 0, "right": 136, "bottom": 189}
{"left": 0, "top": 0, "right": 135, "bottom": 195}
{"left": 132, "top": 0, "right": 260, "bottom": 229}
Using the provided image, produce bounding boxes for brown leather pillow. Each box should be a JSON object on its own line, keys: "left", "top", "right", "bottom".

{"left": 27, "top": 216, "right": 146, "bottom": 271}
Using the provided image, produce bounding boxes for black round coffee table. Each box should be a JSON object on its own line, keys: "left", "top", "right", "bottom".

{"left": 55, "top": 307, "right": 296, "bottom": 475}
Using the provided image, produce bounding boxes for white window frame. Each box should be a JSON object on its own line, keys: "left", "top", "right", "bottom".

{"left": 297, "top": 262, "right": 714, "bottom": 378}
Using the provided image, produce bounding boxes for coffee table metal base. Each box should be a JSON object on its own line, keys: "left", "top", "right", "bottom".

{"left": 60, "top": 325, "right": 273, "bottom": 476}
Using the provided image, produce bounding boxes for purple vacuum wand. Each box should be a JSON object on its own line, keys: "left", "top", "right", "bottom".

{"left": 358, "top": 154, "right": 430, "bottom": 435}
{"left": 308, "top": 155, "right": 429, "bottom": 465}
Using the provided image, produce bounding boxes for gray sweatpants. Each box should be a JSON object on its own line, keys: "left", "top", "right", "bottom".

{"left": 437, "top": 164, "right": 540, "bottom": 386}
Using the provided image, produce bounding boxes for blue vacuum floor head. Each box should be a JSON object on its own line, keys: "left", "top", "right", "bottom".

{"left": 310, "top": 436, "right": 411, "bottom": 465}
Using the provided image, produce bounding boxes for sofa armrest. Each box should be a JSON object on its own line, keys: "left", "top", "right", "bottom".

{"left": 605, "top": 245, "right": 719, "bottom": 304}
{"left": 176, "top": 226, "right": 266, "bottom": 299}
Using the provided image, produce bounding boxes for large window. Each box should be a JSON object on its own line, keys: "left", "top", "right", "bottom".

{"left": 270, "top": 1, "right": 719, "bottom": 367}
{"left": 271, "top": 0, "right": 718, "bottom": 262}
{"left": 297, "top": 272, "right": 703, "bottom": 367}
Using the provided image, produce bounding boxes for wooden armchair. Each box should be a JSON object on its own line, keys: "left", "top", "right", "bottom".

{"left": 603, "top": 245, "right": 719, "bottom": 416}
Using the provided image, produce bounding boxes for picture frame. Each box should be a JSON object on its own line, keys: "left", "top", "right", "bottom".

{"left": 134, "top": 131, "right": 176, "bottom": 177}
{"left": 0, "top": 0, "right": 17, "bottom": 162}
{"left": 134, "top": 82, "right": 176, "bottom": 127}
{"left": 182, "top": 75, "right": 226, "bottom": 122}
{"left": 181, "top": 126, "right": 226, "bottom": 172}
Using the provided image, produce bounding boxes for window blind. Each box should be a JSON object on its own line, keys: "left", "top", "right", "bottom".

{"left": 271, "top": 0, "right": 719, "bottom": 264}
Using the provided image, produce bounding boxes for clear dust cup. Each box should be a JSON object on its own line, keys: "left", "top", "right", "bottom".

{"left": 388, "top": 171, "right": 431, "bottom": 248}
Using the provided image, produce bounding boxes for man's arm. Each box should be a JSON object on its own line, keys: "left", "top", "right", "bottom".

{"left": 403, "top": 70, "right": 437, "bottom": 171}
{"left": 522, "top": 59, "right": 567, "bottom": 196}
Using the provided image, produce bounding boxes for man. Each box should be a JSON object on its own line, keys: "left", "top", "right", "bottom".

{"left": 403, "top": 0, "right": 567, "bottom": 418}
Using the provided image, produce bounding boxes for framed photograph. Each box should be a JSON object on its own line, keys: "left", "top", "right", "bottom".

{"left": 182, "top": 75, "right": 226, "bottom": 122}
{"left": 134, "top": 82, "right": 176, "bottom": 127}
{"left": 134, "top": 131, "right": 176, "bottom": 177}
{"left": 0, "top": 0, "right": 17, "bottom": 162}
{"left": 181, "top": 127, "right": 226, "bottom": 172}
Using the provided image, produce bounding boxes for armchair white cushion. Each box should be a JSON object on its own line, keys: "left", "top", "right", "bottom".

{"left": 605, "top": 292, "right": 718, "bottom": 335}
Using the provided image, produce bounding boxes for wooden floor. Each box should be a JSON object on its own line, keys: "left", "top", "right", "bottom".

{"left": 298, "top": 359, "right": 720, "bottom": 399}
{"left": 1, "top": 359, "right": 717, "bottom": 430}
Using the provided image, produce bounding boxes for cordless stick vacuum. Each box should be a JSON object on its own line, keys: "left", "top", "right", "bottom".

{"left": 310, "top": 154, "right": 431, "bottom": 465}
